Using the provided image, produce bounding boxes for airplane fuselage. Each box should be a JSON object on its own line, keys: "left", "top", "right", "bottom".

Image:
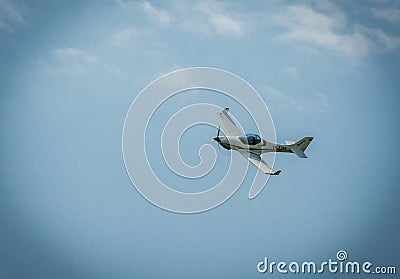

{"left": 217, "top": 135, "right": 293, "bottom": 155}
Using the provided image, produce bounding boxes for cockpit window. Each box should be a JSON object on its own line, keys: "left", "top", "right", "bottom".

{"left": 239, "top": 133, "right": 261, "bottom": 145}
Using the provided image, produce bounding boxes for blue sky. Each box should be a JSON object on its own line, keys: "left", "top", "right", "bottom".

{"left": 1, "top": 0, "right": 399, "bottom": 278}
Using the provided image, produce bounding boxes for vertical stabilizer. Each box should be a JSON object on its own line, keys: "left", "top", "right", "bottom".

{"left": 288, "top": 137, "right": 313, "bottom": 158}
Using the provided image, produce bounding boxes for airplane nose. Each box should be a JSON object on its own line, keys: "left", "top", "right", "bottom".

{"left": 213, "top": 137, "right": 221, "bottom": 142}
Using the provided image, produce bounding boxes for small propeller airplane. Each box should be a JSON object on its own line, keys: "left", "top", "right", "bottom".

{"left": 213, "top": 108, "right": 313, "bottom": 175}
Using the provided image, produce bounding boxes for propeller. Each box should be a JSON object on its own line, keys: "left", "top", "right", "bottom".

{"left": 212, "top": 126, "right": 221, "bottom": 150}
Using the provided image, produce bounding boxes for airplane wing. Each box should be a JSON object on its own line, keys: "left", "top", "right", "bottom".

{"left": 216, "top": 108, "right": 243, "bottom": 136}
{"left": 237, "top": 150, "right": 281, "bottom": 175}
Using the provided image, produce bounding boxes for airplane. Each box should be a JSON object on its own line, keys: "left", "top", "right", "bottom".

{"left": 213, "top": 108, "right": 313, "bottom": 175}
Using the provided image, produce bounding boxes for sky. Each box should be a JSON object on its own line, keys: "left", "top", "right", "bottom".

{"left": 1, "top": 0, "right": 400, "bottom": 278}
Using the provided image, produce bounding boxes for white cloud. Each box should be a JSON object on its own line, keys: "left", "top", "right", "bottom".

{"left": 52, "top": 48, "right": 124, "bottom": 78}
{"left": 141, "top": 1, "right": 173, "bottom": 25}
{"left": 112, "top": 1, "right": 398, "bottom": 58}
{"left": 116, "top": 0, "right": 173, "bottom": 25}
{"left": 297, "top": 92, "right": 329, "bottom": 112}
{"left": 54, "top": 48, "right": 98, "bottom": 62}
{"left": 111, "top": 27, "right": 144, "bottom": 47}
{"left": 264, "top": 86, "right": 329, "bottom": 113}
{"left": 209, "top": 13, "right": 245, "bottom": 36}
{"left": 54, "top": 48, "right": 100, "bottom": 76}
{"left": 197, "top": 1, "right": 247, "bottom": 37}
{"left": 115, "top": 0, "right": 136, "bottom": 11}
{"left": 272, "top": 4, "right": 400, "bottom": 58}
{"left": 285, "top": 67, "right": 298, "bottom": 78}
{"left": 0, "top": 0, "right": 27, "bottom": 31}
{"left": 164, "top": 0, "right": 249, "bottom": 37}
{"left": 359, "top": 26, "right": 400, "bottom": 51}
{"left": 274, "top": 5, "right": 371, "bottom": 58}
{"left": 116, "top": 0, "right": 248, "bottom": 37}
{"left": 371, "top": 7, "right": 400, "bottom": 23}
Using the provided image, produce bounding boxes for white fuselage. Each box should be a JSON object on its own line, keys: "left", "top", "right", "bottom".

{"left": 218, "top": 136, "right": 292, "bottom": 155}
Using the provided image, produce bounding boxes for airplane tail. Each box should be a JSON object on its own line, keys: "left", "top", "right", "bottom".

{"left": 285, "top": 137, "right": 313, "bottom": 158}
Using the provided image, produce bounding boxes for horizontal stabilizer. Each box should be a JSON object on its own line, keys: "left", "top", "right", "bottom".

{"left": 285, "top": 140, "right": 296, "bottom": 145}
{"left": 289, "top": 136, "right": 313, "bottom": 158}
{"left": 292, "top": 148, "right": 307, "bottom": 158}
